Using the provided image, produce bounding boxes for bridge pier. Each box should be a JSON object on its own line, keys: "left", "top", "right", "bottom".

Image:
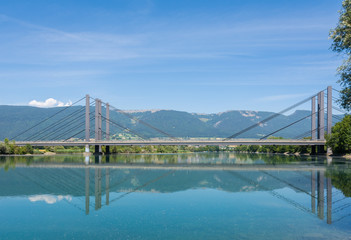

{"left": 85, "top": 144, "right": 90, "bottom": 154}
{"left": 317, "top": 145, "right": 325, "bottom": 154}
{"left": 94, "top": 145, "right": 100, "bottom": 155}
{"left": 311, "top": 145, "right": 316, "bottom": 155}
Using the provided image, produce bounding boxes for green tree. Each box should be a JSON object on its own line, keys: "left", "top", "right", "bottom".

{"left": 330, "top": 0, "right": 351, "bottom": 110}
{"left": 326, "top": 115, "right": 351, "bottom": 154}
{"left": 25, "top": 144, "right": 34, "bottom": 154}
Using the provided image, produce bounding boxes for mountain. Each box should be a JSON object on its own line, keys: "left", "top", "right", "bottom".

{"left": 0, "top": 105, "right": 344, "bottom": 140}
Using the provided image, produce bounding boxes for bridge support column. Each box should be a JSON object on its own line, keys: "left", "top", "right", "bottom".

{"left": 98, "top": 99, "right": 102, "bottom": 154}
{"left": 94, "top": 99, "right": 102, "bottom": 155}
{"left": 311, "top": 96, "right": 316, "bottom": 140}
{"left": 327, "top": 86, "right": 332, "bottom": 135}
{"left": 85, "top": 94, "right": 90, "bottom": 155}
{"left": 311, "top": 96, "right": 317, "bottom": 155}
{"left": 105, "top": 103, "right": 110, "bottom": 155}
{"left": 85, "top": 144, "right": 90, "bottom": 154}
{"left": 311, "top": 146, "right": 316, "bottom": 155}
{"left": 317, "top": 91, "right": 325, "bottom": 154}
{"left": 94, "top": 145, "right": 99, "bottom": 155}
{"left": 86, "top": 94, "right": 90, "bottom": 142}
{"left": 98, "top": 99, "right": 102, "bottom": 144}
{"left": 327, "top": 86, "right": 333, "bottom": 155}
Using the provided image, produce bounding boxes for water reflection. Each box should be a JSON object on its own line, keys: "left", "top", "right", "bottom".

{"left": 0, "top": 153, "right": 350, "bottom": 238}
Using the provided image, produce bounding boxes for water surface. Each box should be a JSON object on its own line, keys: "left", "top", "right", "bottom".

{"left": 0, "top": 153, "right": 350, "bottom": 239}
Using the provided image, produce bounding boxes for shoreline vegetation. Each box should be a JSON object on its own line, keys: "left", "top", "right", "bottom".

{"left": 0, "top": 138, "right": 315, "bottom": 154}
{"left": 0, "top": 139, "right": 350, "bottom": 158}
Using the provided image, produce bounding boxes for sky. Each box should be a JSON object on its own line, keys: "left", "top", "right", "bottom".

{"left": 0, "top": 0, "right": 344, "bottom": 113}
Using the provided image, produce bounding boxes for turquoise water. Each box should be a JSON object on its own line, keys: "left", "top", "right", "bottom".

{"left": 0, "top": 153, "right": 350, "bottom": 239}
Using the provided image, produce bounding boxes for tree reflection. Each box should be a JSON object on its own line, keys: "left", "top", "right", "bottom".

{"left": 327, "top": 167, "right": 351, "bottom": 197}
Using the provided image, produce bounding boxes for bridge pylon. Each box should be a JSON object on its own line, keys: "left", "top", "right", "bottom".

{"left": 85, "top": 94, "right": 90, "bottom": 154}
{"left": 89, "top": 97, "right": 110, "bottom": 155}
{"left": 94, "top": 98, "right": 102, "bottom": 155}
{"left": 312, "top": 86, "right": 332, "bottom": 155}
{"left": 106, "top": 103, "right": 110, "bottom": 154}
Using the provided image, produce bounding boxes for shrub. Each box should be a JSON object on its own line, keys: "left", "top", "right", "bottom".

{"left": 326, "top": 115, "right": 351, "bottom": 154}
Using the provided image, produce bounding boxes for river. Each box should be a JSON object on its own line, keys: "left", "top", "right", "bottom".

{"left": 0, "top": 153, "right": 350, "bottom": 239}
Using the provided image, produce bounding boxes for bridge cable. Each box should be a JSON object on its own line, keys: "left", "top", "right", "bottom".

{"left": 259, "top": 110, "right": 318, "bottom": 140}
{"left": 95, "top": 98, "right": 177, "bottom": 140}
{"left": 100, "top": 115, "right": 147, "bottom": 140}
{"left": 10, "top": 96, "right": 85, "bottom": 140}
{"left": 50, "top": 117, "right": 88, "bottom": 141}
{"left": 294, "top": 127, "right": 318, "bottom": 140}
{"left": 106, "top": 106, "right": 175, "bottom": 139}
{"left": 40, "top": 109, "right": 94, "bottom": 141}
{"left": 226, "top": 171, "right": 315, "bottom": 215}
{"left": 35, "top": 106, "right": 95, "bottom": 141}
{"left": 64, "top": 128, "right": 86, "bottom": 142}
{"left": 26, "top": 102, "right": 92, "bottom": 140}
{"left": 27, "top": 101, "right": 95, "bottom": 141}
{"left": 225, "top": 92, "right": 322, "bottom": 140}
{"left": 332, "top": 114, "right": 344, "bottom": 121}
{"left": 26, "top": 108, "right": 87, "bottom": 141}
{"left": 108, "top": 170, "right": 175, "bottom": 205}
{"left": 53, "top": 113, "right": 95, "bottom": 141}
{"left": 332, "top": 106, "right": 349, "bottom": 115}
{"left": 294, "top": 115, "right": 341, "bottom": 140}
{"left": 62, "top": 116, "right": 95, "bottom": 142}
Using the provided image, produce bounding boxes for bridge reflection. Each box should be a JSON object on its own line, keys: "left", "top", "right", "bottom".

{"left": 0, "top": 154, "right": 350, "bottom": 225}
{"left": 81, "top": 156, "right": 337, "bottom": 224}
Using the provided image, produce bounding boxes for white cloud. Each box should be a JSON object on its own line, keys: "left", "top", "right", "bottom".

{"left": 28, "top": 98, "right": 72, "bottom": 108}
{"left": 28, "top": 195, "right": 57, "bottom": 204}
{"left": 28, "top": 194, "right": 72, "bottom": 204}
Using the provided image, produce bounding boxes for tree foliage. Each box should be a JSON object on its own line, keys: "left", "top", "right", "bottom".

{"left": 0, "top": 139, "right": 33, "bottom": 155}
{"left": 330, "top": 0, "right": 351, "bottom": 110}
{"left": 326, "top": 115, "right": 351, "bottom": 154}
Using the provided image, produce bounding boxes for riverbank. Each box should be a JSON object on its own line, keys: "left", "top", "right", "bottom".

{"left": 1, "top": 140, "right": 350, "bottom": 159}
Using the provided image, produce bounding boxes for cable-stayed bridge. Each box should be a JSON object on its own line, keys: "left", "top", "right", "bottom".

{"left": 8, "top": 86, "right": 348, "bottom": 154}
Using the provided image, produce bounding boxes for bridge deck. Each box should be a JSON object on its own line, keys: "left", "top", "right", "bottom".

{"left": 13, "top": 139, "right": 326, "bottom": 147}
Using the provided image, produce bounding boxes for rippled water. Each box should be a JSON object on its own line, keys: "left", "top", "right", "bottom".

{"left": 0, "top": 153, "right": 350, "bottom": 240}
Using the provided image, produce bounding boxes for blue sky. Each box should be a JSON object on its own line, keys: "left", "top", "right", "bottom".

{"left": 0, "top": 0, "right": 343, "bottom": 113}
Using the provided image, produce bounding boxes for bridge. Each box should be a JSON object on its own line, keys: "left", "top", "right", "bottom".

{"left": 8, "top": 86, "right": 348, "bottom": 154}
